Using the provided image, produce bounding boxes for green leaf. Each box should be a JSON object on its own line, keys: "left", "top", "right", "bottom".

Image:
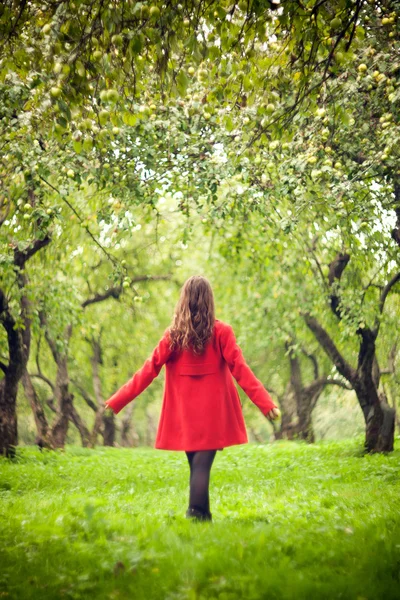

{"left": 56, "top": 116, "right": 68, "bottom": 128}
{"left": 176, "top": 70, "right": 189, "bottom": 97}
{"left": 73, "top": 140, "right": 82, "bottom": 154}
{"left": 243, "top": 76, "right": 253, "bottom": 92}
{"left": 83, "top": 137, "right": 93, "bottom": 152}
{"left": 224, "top": 115, "right": 235, "bottom": 132}
{"left": 57, "top": 99, "right": 71, "bottom": 121}
{"left": 122, "top": 112, "right": 138, "bottom": 126}
{"left": 130, "top": 33, "right": 145, "bottom": 54}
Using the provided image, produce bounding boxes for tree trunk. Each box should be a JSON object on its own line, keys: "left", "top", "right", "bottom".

{"left": 38, "top": 318, "right": 78, "bottom": 449}
{"left": 0, "top": 379, "right": 18, "bottom": 458}
{"left": 103, "top": 412, "right": 116, "bottom": 446}
{"left": 121, "top": 402, "right": 140, "bottom": 447}
{"left": 51, "top": 356, "right": 73, "bottom": 448}
{"left": 145, "top": 408, "right": 156, "bottom": 446}
{"left": 303, "top": 312, "right": 395, "bottom": 453}
{"left": 353, "top": 377, "right": 395, "bottom": 452}
{"left": 0, "top": 231, "right": 51, "bottom": 456}
{"left": 275, "top": 384, "right": 298, "bottom": 441}
{"left": 275, "top": 346, "right": 331, "bottom": 443}
{"left": 88, "top": 336, "right": 116, "bottom": 447}
{"left": 70, "top": 404, "right": 91, "bottom": 447}
{"left": 21, "top": 370, "right": 55, "bottom": 449}
{"left": 296, "top": 398, "right": 316, "bottom": 443}
{"left": 277, "top": 391, "right": 316, "bottom": 443}
{"left": 90, "top": 405, "right": 106, "bottom": 447}
{"left": 249, "top": 425, "right": 264, "bottom": 443}
{"left": 355, "top": 329, "right": 395, "bottom": 452}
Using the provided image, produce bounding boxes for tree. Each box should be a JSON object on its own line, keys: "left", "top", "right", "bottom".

{"left": 0, "top": 229, "right": 51, "bottom": 456}
{"left": 274, "top": 341, "right": 352, "bottom": 442}
{"left": 302, "top": 254, "right": 398, "bottom": 452}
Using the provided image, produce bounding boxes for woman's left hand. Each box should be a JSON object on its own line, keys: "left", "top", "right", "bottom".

{"left": 266, "top": 407, "right": 281, "bottom": 421}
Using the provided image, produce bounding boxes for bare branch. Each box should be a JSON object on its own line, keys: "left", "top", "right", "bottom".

{"left": 69, "top": 404, "right": 91, "bottom": 446}
{"left": 304, "top": 376, "right": 352, "bottom": 411}
{"left": 325, "top": 378, "right": 353, "bottom": 390}
{"left": 131, "top": 274, "right": 172, "bottom": 283}
{"left": 82, "top": 275, "right": 172, "bottom": 308}
{"left": 70, "top": 379, "right": 98, "bottom": 412}
{"left": 82, "top": 286, "right": 122, "bottom": 308}
{"left": 46, "top": 398, "right": 57, "bottom": 412}
{"left": 30, "top": 372, "right": 55, "bottom": 393}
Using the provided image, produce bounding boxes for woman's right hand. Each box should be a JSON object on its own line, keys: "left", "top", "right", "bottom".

{"left": 265, "top": 407, "right": 281, "bottom": 421}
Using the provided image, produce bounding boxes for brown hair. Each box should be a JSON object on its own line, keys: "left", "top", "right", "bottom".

{"left": 169, "top": 275, "right": 215, "bottom": 354}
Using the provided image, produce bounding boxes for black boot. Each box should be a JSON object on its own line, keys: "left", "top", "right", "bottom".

{"left": 185, "top": 506, "right": 213, "bottom": 522}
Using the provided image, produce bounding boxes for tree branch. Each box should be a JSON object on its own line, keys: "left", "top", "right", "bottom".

{"left": 81, "top": 275, "right": 172, "bottom": 308}
{"left": 286, "top": 342, "right": 303, "bottom": 398}
{"left": 30, "top": 372, "right": 55, "bottom": 393}
{"left": 70, "top": 379, "right": 98, "bottom": 412}
{"left": 46, "top": 397, "right": 57, "bottom": 413}
{"left": 6, "top": 0, "right": 27, "bottom": 42}
{"left": 306, "top": 236, "right": 330, "bottom": 295}
{"left": 0, "top": 360, "right": 8, "bottom": 374}
{"left": 374, "top": 271, "right": 400, "bottom": 335}
{"left": 356, "top": 326, "right": 376, "bottom": 372}
{"left": 328, "top": 252, "right": 350, "bottom": 319}
{"left": 131, "top": 274, "right": 172, "bottom": 283}
{"left": 325, "top": 378, "right": 353, "bottom": 390}
{"left": 300, "top": 345, "right": 319, "bottom": 380}
{"left": 39, "top": 175, "right": 118, "bottom": 266}
{"left": 301, "top": 311, "right": 357, "bottom": 384}
{"left": 38, "top": 309, "right": 60, "bottom": 363}
{"left": 13, "top": 234, "right": 51, "bottom": 268}
{"left": 82, "top": 286, "right": 122, "bottom": 308}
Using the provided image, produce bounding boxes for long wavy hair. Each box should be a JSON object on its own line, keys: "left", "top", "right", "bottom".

{"left": 169, "top": 275, "right": 215, "bottom": 355}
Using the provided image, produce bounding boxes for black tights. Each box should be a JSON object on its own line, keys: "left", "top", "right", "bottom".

{"left": 185, "top": 450, "right": 217, "bottom": 515}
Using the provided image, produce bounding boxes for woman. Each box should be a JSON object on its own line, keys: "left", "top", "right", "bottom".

{"left": 105, "top": 275, "right": 280, "bottom": 522}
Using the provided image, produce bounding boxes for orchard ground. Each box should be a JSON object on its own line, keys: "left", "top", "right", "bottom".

{"left": 1, "top": 437, "right": 400, "bottom": 600}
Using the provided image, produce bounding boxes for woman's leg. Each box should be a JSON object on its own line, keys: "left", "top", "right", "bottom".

{"left": 185, "top": 450, "right": 217, "bottom": 514}
{"left": 186, "top": 451, "right": 195, "bottom": 479}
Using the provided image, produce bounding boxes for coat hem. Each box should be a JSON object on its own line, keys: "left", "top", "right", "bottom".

{"left": 154, "top": 439, "right": 248, "bottom": 451}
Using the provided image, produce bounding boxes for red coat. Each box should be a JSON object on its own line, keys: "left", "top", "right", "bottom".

{"left": 105, "top": 319, "right": 277, "bottom": 451}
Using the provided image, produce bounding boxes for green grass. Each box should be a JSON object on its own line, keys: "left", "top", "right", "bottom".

{"left": 1, "top": 437, "right": 400, "bottom": 600}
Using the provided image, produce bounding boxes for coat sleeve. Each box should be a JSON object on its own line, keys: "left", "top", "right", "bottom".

{"left": 105, "top": 329, "right": 173, "bottom": 415}
{"left": 220, "top": 323, "right": 277, "bottom": 416}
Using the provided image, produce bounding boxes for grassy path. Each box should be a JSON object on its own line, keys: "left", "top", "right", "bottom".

{"left": 1, "top": 438, "right": 399, "bottom": 599}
